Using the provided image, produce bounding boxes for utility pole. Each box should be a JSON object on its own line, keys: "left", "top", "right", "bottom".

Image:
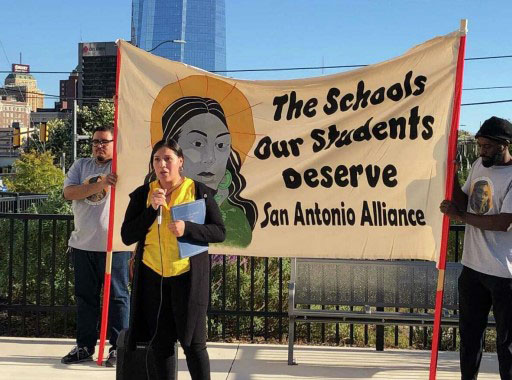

{"left": 61, "top": 152, "right": 66, "bottom": 174}
{"left": 73, "top": 99, "right": 77, "bottom": 161}
{"left": 72, "top": 99, "right": 88, "bottom": 162}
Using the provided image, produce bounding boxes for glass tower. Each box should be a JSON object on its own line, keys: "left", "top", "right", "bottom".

{"left": 131, "top": 0, "right": 226, "bottom": 73}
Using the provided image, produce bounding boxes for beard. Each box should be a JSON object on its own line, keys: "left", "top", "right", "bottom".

{"left": 481, "top": 151, "right": 503, "bottom": 168}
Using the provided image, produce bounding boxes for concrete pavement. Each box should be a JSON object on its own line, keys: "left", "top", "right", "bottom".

{"left": 0, "top": 337, "right": 501, "bottom": 379}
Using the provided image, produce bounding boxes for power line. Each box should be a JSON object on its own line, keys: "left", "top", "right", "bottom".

{"left": 465, "top": 54, "right": 512, "bottom": 61}
{"left": 1, "top": 57, "right": 511, "bottom": 106}
{"left": 1, "top": 53, "right": 512, "bottom": 75}
{"left": 461, "top": 99, "right": 512, "bottom": 106}
{"left": 5, "top": 92, "right": 512, "bottom": 107}
{"left": 15, "top": 73, "right": 512, "bottom": 90}
{"left": 1, "top": 88, "right": 113, "bottom": 102}
{"left": 10, "top": 84, "right": 512, "bottom": 103}
{"left": 211, "top": 53, "right": 512, "bottom": 72}
{"left": 212, "top": 54, "right": 512, "bottom": 72}
{"left": 463, "top": 85, "right": 512, "bottom": 91}
{"left": 11, "top": 97, "right": 512, "bottom": 106}
{"left": 216, "top": 64, "right": 368, "bottom": 73}
{"left": 0, "top": 39, "right": 28, "bottom": 104}
{"left": 0, "top": 70, "right": 77, "bottom": 74}
{"left": 0, "top": 40, "right": 11, "bottom": 68}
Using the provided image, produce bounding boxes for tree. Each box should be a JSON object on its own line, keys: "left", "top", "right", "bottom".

{"left": 24, "top": 128, "right": 47, "bottom": 154}
{"left": 45, "top": 99, "right": 115, "bottom": 170}
{"left": 4, "top": 151, "right": 65, "bottom": 194}
{"left": 73, "top": 99, "right": 115, "bottom": 160}
{"left": 78, "top": 99, "right": 115, "bottom": 133}
{"left": 458, "top": 129, "right": 473, "bottom": 139}
{"left": 45, "top": 118, "right": 73, "bottom": 170}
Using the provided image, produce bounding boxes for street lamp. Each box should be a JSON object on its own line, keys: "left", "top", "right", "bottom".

{"left": 146, "top": 39, "right": 186, "bottom": 62}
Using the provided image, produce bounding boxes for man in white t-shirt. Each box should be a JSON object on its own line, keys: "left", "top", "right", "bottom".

{"left": 441, "top": 116, "right": 512, "bottom": 380}
{"left": 60, "top": 126, "right": 129, "bottom": 367}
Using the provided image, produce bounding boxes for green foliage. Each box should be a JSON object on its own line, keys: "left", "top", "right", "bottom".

{"left": 458, "top": 129, "right": 472, "bottom": 139}
{"left": 73, "top": 99, "right": 115, "bottom": 160}
{"left": 4, "top": 151, "right": 65, "bottom": 194}
{"left": 24, "top": 130, "right": 46, "bottom": 154}
{"left": 44, "top": 118, "right": 72, "bottom": 169}
{"left": 44, "top": 100, "right": 115, "bottom": 170}
{"left": 78, "top": 99, "right": 115, "bottom": 133}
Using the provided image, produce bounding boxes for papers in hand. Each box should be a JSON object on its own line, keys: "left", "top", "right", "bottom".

{"left": 171, "top": 199, "right": 208, "bottom": 259}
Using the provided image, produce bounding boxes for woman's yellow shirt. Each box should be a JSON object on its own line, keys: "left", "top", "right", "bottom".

{"left": 143, "top": 178, "right": 195, "bottom": 277}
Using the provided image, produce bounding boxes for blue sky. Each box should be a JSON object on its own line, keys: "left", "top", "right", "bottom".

{"left": 1, "top": 0, "right": 510, "bottom": 133}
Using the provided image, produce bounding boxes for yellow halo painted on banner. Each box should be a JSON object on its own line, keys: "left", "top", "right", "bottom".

{"left": 150, "top": 75, "right": 255, "bottom": 165}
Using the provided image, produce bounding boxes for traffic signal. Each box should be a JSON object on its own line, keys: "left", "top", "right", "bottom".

{"left": 39, "top": 122, "right": 48, "bottom": 142}
{"left": 12, "top": 124, "right": 20, "bottom": 148}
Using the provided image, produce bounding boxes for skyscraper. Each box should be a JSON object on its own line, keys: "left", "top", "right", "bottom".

{"left": 77, "top": 42, "right": 117, "bottom": 106}
{"left": 131, "top": 0, "right": 226, "bottom": 73}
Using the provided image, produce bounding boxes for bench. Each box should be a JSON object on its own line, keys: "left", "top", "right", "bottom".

{"left": 287, "top": 258, "right": 495, "bottom": 365}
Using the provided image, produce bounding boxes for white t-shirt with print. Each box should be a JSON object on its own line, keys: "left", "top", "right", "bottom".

{"left": 64, "top": 157, "right": 112, "bottom": 252}
{"left": 461, "top": 158, "right": 512, "bottom": 278}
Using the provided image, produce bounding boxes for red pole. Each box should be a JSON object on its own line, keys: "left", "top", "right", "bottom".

{"left": 429, "top": 20, "right": 467, "bottom": 380}
{"left": 97, "top": 42, "right": 122, "bottom": 366}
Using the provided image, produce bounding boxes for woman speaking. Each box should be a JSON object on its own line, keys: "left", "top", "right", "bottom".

{"left": 121, "top": 139, "right": 225, "bottom": 380}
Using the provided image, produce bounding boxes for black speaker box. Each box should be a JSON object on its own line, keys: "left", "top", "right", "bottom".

{"left": 116, "top": 329, "right": 178, "bottom": 380}
{"left": 116, "top": 329, "right": 153, "bottom": 380}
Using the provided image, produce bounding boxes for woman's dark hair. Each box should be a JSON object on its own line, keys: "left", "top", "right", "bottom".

{"left": 161, "top": 96, "right": 258, "bottom": 229}
{"left": 163, "top": 96, "right": 226, "bottom": 142}
{"left": 146, "top": 139, "right": 183, "bottom": 180}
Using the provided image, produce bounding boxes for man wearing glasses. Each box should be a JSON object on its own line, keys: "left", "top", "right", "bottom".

{"left": 61, "top": 126, "right": 129, "bottom": 367}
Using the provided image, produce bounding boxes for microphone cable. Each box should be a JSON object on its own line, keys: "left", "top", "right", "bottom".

{"left": 145, "top": 219, "right": 165, "bottom": 380}
{"left": 225, "top": 342, "right": 240, "bottom": 380}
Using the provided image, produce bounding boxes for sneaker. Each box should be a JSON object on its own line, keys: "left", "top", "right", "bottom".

{"left": 61, "top": 346, "right": 94, "bottom": 364}
{"left": 105, "top": 348, "right": 117, "bottom": 368}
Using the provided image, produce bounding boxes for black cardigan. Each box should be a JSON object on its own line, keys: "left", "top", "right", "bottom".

{"left": 121, "top": 180, "right": 226, "bottom": 347}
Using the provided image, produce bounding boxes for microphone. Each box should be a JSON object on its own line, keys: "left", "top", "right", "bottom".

{"left": 157, "top": 205, "right": 162, "bottom": 225}
{"left": 156, "top": 188, "right": 167, "bottom": 225}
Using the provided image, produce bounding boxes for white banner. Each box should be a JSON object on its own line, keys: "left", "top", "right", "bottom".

{"left": 113, "top": 29, "right": 462, "bottom": 262}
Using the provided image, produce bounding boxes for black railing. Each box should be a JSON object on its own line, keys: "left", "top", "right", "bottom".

{"left": 0, "top": 212, "right": 466, "bottom": 350}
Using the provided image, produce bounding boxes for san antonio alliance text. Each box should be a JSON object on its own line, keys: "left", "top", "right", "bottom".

{"left": 260, "top": 201, "right": 426, "bottom": 228}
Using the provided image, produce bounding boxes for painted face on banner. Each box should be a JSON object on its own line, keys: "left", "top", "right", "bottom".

{"left": 177, "top": 113, "right": 231, "bottom": 189}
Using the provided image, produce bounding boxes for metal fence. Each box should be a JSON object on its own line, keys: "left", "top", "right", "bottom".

{"left": 0, "top": 192, "right": 49, "bottom": 213}
{"left": 0, "top": 212, "right": 466, "bottom": 350}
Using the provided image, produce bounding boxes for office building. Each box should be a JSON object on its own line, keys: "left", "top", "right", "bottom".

{"left": 77, "top": 42, "right": 117, "bottom": 106}
{"left": 31, "top": 109, "right": 72, "bottom": 127}
{"left": 0, "top": 94, "right": 30, "bottom": 159}
{"left": 0, "top": 124, "right": 20, "bottom": 170}
{"left": 58, "top": 70, "right": 78, "bottom": 110}
{"left": 4, "top": 64, "right": 44, "bottom": 112}
{"left": 131, "top": 0, "right": 226, "bottom": 72}
{"left": 0, "top": 94, "right": 30, "bottom": 131}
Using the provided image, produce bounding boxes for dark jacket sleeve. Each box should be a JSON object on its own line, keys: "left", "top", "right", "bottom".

{"left": 182, "top": 182, "right": 226, "bottom": 244}
{"left": 121, "top": 184, "right": 158, "bottom": 246}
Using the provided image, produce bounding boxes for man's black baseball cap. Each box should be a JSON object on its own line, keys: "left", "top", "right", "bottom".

{"left": 475, "top": 116, "right": 512, "bottom": 143}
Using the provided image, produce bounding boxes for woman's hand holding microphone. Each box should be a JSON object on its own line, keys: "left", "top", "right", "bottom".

{"left": 151, "top": 188, "right": 185, "bottom": 237}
